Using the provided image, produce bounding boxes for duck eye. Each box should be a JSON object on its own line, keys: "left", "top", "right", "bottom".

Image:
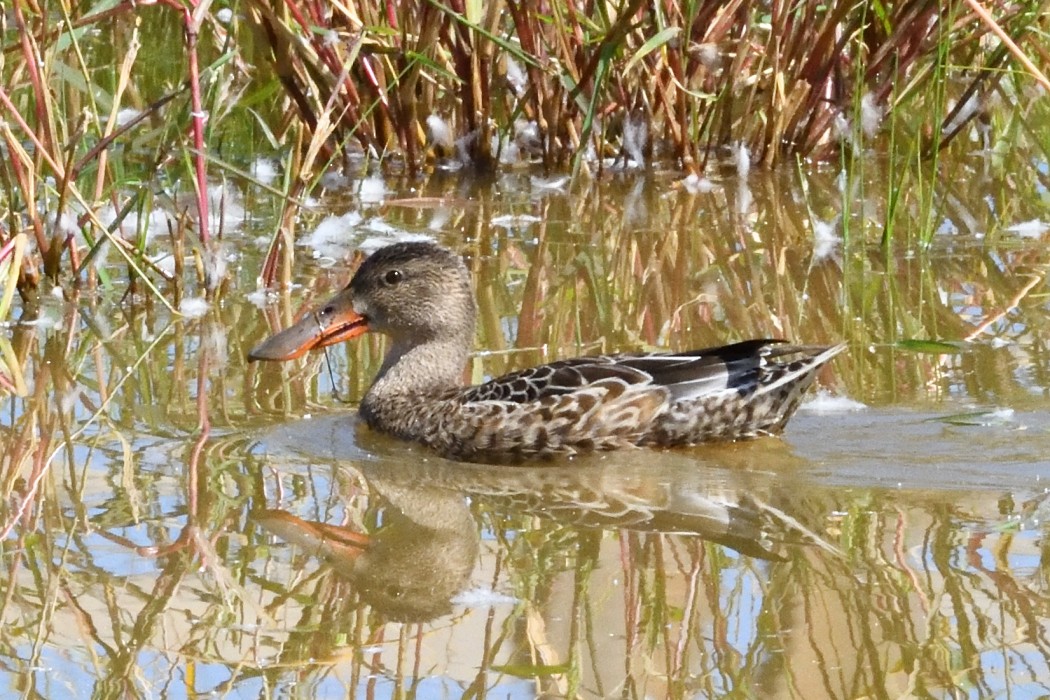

{"left": 383, "top": 269, "right": 403, "bottom": 286}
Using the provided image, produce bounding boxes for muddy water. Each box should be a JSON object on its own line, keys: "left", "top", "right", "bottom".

{"left": 2, "top": 164, "right": 1050, "bottom": 698}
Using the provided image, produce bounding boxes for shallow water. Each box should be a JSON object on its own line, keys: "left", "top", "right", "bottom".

{"left": 3, "top": 163, "right": 1050, "bottom": 698}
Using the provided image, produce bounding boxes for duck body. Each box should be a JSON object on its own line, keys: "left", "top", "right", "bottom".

{"left": 249, "top": 242, "right": 844, "bottom": 463}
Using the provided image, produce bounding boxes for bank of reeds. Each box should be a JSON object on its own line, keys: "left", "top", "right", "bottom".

{"left": 1, "top": 0, "right": 1049, "bottom": 309}
{"left": 251, "top": 0, "right": 1049, "bottom": 172}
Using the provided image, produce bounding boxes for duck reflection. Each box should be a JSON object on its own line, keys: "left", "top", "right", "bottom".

{"left": 255, "top": 478, "right": 479, "bottom": 623}
{"left": 255, "top": 454, "right": 813, "bottom": 624}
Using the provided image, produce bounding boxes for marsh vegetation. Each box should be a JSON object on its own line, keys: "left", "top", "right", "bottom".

{"left": 2, "top": 2, "right": 1050, "bottom": 697}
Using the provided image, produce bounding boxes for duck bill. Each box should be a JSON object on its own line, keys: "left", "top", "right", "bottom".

{"left": 248, "top": 291, "right": 368, "bottom": 362}
{"left": 254, "top": 509, "right": 370, "bottom": 570}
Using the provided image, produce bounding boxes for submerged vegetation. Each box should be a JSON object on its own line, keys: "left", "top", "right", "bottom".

{"left": 1, "top": 0, "right": 1049, "bottom": 306}
{"left": 2, "top": 168, "right": 1050, "bottom": 692}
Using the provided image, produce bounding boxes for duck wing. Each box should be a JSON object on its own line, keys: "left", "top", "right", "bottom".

{"left": 460, "top": 356, "right": 656, "bottom": 404}
{"left": 463, "top": 339, "right": 786, "bottom": 405}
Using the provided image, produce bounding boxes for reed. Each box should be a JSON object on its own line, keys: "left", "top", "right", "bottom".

{"left": 245, "top": 0, "right": 1049, "bottom": 173}
{"left": 0, "top": 0, "right": 256, "bottom": 310}
{"left": 3, "top": 1, "right": 1048, "bottom": 299}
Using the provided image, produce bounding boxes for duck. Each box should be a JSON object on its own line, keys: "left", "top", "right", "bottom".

{"left": 248, "top": 241, "right": 845, "bottom": 462}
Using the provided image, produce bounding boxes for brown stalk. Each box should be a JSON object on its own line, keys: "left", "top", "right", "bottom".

{"left": 184, "top": 2, "right": 211, "bottom": 245}
{"left": 506, "top": 1, "right": 551, "bottom": 164}
{"left": 0, "top": 125, "right": 47, "bottom": 258}
{"left": 72, "top": 91, "right": 184, "bottom": 177}
{"left": 10, "top": 0, "right": 55, "bottom": 156}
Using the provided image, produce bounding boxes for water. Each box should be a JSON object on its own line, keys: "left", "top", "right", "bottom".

{"left": 2, "top": 163, "right": 1050, "bottom": 698}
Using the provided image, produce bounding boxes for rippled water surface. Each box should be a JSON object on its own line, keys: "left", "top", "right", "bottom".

{"left": 3, "top": 162, "right": 1050, "bottom": 698}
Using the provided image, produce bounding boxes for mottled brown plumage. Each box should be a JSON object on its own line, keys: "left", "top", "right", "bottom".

{"left": 249, "top": 241, "right": 844, "bottom": 462}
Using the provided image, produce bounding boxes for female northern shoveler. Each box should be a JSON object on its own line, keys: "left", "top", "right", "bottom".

{"left": 249, "top": 241, "right": 844, "bottom": 462}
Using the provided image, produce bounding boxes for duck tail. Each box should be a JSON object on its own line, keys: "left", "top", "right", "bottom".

{"left": 756, "top": 343, "right": 846, "bottom": 432}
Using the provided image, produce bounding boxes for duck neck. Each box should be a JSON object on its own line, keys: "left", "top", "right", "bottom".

{"left": 365, "top": 335, "right": 471, "bottom": 404}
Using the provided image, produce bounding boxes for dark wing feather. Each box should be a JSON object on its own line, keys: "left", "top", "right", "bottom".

{"left": 615, "top": 340, "right": 785, "bottom": 401}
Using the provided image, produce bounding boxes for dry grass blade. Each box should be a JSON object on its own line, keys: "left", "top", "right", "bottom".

{"left": 0, "top": 233, "right": 26, "bottom": 322}
{"left": 965, "top": 0, "right": 1050, "bottom": 91}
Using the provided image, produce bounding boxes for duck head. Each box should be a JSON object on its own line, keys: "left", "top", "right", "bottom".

{"left": 248, "top": 241, "right": 475, "bottom": 362}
